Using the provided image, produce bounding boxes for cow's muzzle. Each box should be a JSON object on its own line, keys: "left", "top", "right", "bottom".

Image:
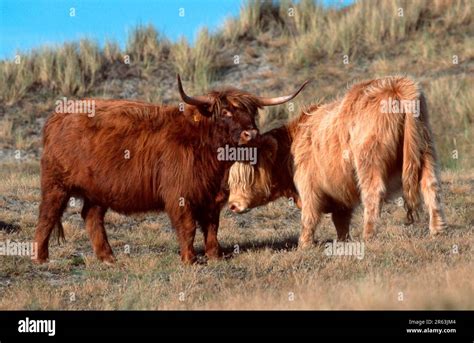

{"left": 238, "top": 129, "right": 258, "bottom": 145}
{"left": 229, "top": 202, "right": 250, "bottom": 214}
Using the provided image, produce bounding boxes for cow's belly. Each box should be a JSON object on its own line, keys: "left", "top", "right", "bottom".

{"left": 71, "top": 185, "right": 165, "bottom": 214}
{"left": 107, "top": 197, "right": 165, "bottom": 214}
{"left": 319, "top": 169, "right": 360, "bottom": 209}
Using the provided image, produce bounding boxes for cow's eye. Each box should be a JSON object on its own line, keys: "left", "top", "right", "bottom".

{"left": 222, "top": 109, "right": 233, "bottom": 117}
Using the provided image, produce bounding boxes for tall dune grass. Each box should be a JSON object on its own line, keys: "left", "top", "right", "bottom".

{"left": 0, "top": 40, "right": 105, "bottom": 102}
{"left": 285, "top": 0, "right": 472, "bottom": 66}
{"left": 126, "top": 24, "right": 170, "bottom": 66}
{"left": 0, "top": 59, "right": 35, "bottom": 106}
{"left": 171, "top": 28, "right": 218, "bottom": 92}
{"left": 426, "top": 75, "right": 473, "bottom": 170}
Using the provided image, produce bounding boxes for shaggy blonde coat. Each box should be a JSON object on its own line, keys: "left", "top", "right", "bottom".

{"left": 228, "top": 76, "right": 447, "bottom": 243}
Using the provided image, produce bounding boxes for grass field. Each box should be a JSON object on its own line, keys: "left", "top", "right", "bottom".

{"left": 1, "top": 0, "right": 472, "bottom": 169}
{"left": 0, "top": 0, "right": 473, "bottom": 310}
{"left": 0, "top": 161, "right": 472, "bottom": 310}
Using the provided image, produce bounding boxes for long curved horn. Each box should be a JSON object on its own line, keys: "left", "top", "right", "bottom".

{"left": 177, "top": 74, "right": 213, "bottom": 106}
{"left": 257, "top": 80, "right": 311, "bottom": 106}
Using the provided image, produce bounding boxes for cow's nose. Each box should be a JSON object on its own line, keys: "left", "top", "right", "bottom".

{"left": 229, "top": 202, "right": 240, "bottom": 213}
{"left": 239, "top": 129, "right": 258, "bottom": 144}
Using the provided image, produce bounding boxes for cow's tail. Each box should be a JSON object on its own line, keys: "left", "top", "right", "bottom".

{"left": 52, "top": 220, "right": 66, "bottom": 244}
{"left": 398, "top": 77, "right": 424, "bottom": 224}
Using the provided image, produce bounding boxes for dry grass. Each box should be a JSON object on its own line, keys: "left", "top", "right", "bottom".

{"left": 222, "top": 0, "right": 285, "bottom": 41}
{"left": 126, "top": 24, "right": 170, "bottom": 63}
{"left": 53, "top": 41, "right": 105, "bottom": 95}
{"left": 285, "top": 0, "right": 472, "bottom": 65}
{"left": 0, "top": 161, "right": 472, "bottom": 310}
{"left": 0, "top": 58, "right": 35, "bottom": 106}
{"left": 0, "top": 118, "right": 14, "bottom": 145}
{"left": 125, "top": 24, "right": 170, "bottom": 80}
{"left": 0, "top": 40, "right": 105, "bottom": 103}
{"left": 425, "top": 75, "right": 473, "bottom": 170}
{"left": 171, "top": 28, "right": 219, "bottom": 92}
{"left": 0, "top": 0, "right": 472, "bottom": 309}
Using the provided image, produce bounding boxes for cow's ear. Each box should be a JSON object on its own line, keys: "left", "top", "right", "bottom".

{"left": 195, "top": 105, "right": 213, "bottom": 118}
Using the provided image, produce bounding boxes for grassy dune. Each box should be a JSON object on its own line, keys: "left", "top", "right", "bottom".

{"left": 0, "top": 0, "right": 473, "bottom": 310}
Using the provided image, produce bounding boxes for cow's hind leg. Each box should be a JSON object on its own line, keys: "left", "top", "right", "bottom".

{"left": 332, "top": 209, "right": 352, "bottom": 241}
{"left": 34, "top": 184, "right": 69, "bottom": 263}
{"left": 82, "top": 200, "right": 114, "bottom": 264}
{"left": 299, "top": 206, "right": 321, "bottom": 249}
{"left": 168, "top": 206, "right": 198, "bottom": 264}
{"left": 420, "top": 151, "right": 447, "bottom": 235}
{"left": 357, "top": 164, "right": 386, "bottom": 240}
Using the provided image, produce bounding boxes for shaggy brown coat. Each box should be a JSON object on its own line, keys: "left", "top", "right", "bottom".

{"left": 35, "top": 75, "right": 310, "bottom": 264}
{"left": 35, "top": 91, "right": 263, "bottom": 264}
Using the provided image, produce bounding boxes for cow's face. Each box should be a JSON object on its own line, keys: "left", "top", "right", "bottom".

{"left": 227, "top": 136, "right": 277, "bottom": 213}
{"left": 227, "top": 163, "right": 269, "bottom": 213}
{"left": 177, "top": 75, "right": 310, "bottom": 146}
{"left": 210, "top": 95, "right": 260, "bottom": 146}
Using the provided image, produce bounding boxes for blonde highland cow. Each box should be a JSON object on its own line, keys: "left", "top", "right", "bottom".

{"left": 228, "top": 76, "right": 448, "bottom": 245}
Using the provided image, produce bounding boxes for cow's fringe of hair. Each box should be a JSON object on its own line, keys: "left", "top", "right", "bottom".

{"left": 228, "top": 161, "right": 272, "bottom": 197}
{"left": 228, "top": 162, "right": 255, "bottom": 191}
{"left": 209, "top": 89, "right": 262, "bottom": 118}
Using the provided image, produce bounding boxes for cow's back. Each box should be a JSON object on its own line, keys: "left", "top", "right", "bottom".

{"left": 293, "top": 77, "right": 417, "bottom": 209}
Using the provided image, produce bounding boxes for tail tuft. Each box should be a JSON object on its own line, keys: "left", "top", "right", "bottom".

{"left": 52, "top": 221, "right": 66, "bottom": 245}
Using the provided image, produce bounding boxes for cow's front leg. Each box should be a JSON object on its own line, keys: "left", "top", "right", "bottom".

{"left": 82, "top": 202, "right": 115, "bottom": 264}
{"left": 295, "top": 175, "right": 322, "bottom": 249}
{"left": 299, "top": 205, "right": 321, "bottom": 249}
{"left": 198, "top": 209, "right": 222, "bottom": 260}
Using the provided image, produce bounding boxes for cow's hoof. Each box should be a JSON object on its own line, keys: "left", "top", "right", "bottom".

{"left": 430, "top": 224, "right": 447, "bottom": 236}
{"left": 362, "top": 231, "right": 375, "bottom": 241}
{"left": 297, "top": 240, "right": 314, "bottom": 250}
{"left": 336, "top": 233, "right": 352, "bottom": 242}
{"left": 99, "top": 255, "right": 116, "bottom": 265}
{"left": 32, "top": 258, "right": 48, "bottom": 264}
{"left": 181, "top": 255, "right": 197, "bottom": 265}
{"left": 205, "top": 247, "right": 223, "bottom": 260}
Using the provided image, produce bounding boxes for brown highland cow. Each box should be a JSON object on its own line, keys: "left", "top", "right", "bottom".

{"left": 34, "top": 76, "right": 309, "bottom": 264}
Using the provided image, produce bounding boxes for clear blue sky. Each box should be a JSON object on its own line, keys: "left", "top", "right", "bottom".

{"left": 0, "top": 0, "right": 353, "bottom": 60}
